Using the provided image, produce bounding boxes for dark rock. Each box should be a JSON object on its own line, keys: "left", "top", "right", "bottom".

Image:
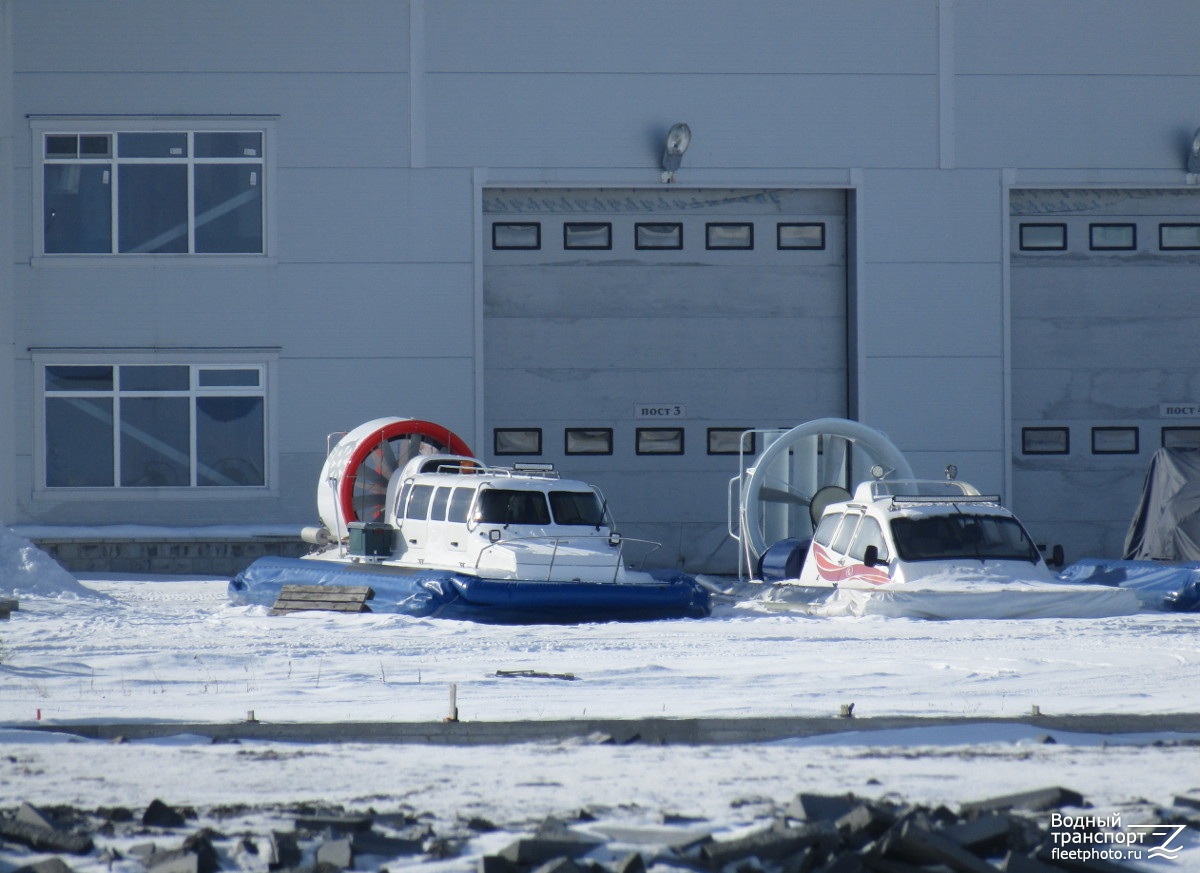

{"left": 13, "top": 859, "right": 75, "bottom": 873}
{"left": 0, "top": 815, "right": 94, "bottom": 855}
{"left": 960, "top": 787, "right": 1085, "bottom": 817}
{"left": 182, "top": 829, "right": 222, "bottom": 873}
{"left": 941, "top": 813, "right": 1017, "bottom": 855}
{"left": 859, "top": 857, "right": 930, "bottom": 873}
{"left": 98, "top": 806, "right": 136, "bottom": 824}
{"left": 529, "top": 859, "right": 584, "bottom": 873}
{"left": 817, "top": 856, "right": 867, "bottom": 872}
{"left": 887, "top": 819, "right": 1001, "bottom": 872}
{"left": 478, "top": 855, "right": 520, "bottom": 873}
{"left": 294, "top": 813, "right": 373, "bottom": 834}
{"left": 787, "top": 793, "right": 857, "bottom": 823}
{"left": 269, "top": 831, "right": 302, "bottom": 870}
{"left": 315, "top": 837, "right": 353, "bottom": 869}
{"left": 15, "top": 802, "right": 59, "bottom": 831}
{"left": 142, "top": 800, "right": 187, "bottom": 829}
{"left": 1173, "top": 793, "right": 1200, "bottom": 811}
{"left": 700, "top": 821, "right": 837, "bottom": 869}
{"left": 466, "top": 816, "right": 499, "bottom": 833}
{"left": 613, "top": 852, "right": 646, "bottom": 873}
{"left": 351, "top": 828, "right": 426, "bottom": 857}
{"left": 144, "top": 849, "right": 199, "bottom": 873}
{"left": 835, "top": 802, "right": 896, "bottom": 850}
{"left": 497, "top": 829, "right": 605, "bottom": 866}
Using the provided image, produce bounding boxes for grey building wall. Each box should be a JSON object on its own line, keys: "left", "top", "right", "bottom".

{"left": 3, "top": 0, "right": 1200, "bottom": 570}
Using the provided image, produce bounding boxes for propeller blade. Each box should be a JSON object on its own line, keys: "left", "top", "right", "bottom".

{"left": 759, "top": 484, "right": 812, "bottom": 507}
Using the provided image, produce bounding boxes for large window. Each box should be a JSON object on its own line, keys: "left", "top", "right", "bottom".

{"left": 40, "top": 127, "right": 267, "bottom": 255}
{"left": 39, "top": 359, "right": 270, "bottom": 490}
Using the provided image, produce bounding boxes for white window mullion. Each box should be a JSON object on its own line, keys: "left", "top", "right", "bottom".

{"left": 187, "top": 132, "right": 196, "bottom": 254}
{"left": 189, "top": 365, "right": 199, "bottom": 486}
{"left": 112, "top": 389, "right": 122, "bottom": 488}
{"left": 108, "top": 154, "right": 118, "bottom": 254}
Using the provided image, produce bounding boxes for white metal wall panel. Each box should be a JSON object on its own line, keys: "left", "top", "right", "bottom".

{"left": 956, "top": 1, "right": 1200, "bottom": 75}
{"left": 425, "top": 75, "right": 937, "bottom": 170}
{"left": 1011, "top": 189, "right": 1200, "bottom": 560}
{"left": 13, "top": 1, "right": 407, "bottom": 74}
{"left": 483, "top": 187, "right": 847, "bottom": 573}
{"left": 428, "top": 1, "right": 935, "bottom": 74}
{"left": 854, "top": 169, "right": 1008, "bottom": 495}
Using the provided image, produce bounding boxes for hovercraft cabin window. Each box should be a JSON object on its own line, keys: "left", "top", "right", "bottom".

{"left": 37, "top": 358, "right": 269, "bottom": 490}
{"left": 37, "top": 124, "right": 269, "bottom": 256}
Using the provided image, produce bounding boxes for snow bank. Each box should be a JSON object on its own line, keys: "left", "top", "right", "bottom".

{"left": 0, "top": 525, "right": 101, "bottom": 598}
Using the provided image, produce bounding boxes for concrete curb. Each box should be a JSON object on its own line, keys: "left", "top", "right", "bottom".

{"left": 7, "top": 713, "right": 1200, "bottom": 745}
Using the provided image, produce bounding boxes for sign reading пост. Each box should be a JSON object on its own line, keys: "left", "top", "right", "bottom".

{"left": 1161, "top": 403, "right": 1200, "bottom": 418}
{"left": 1048, "top": 813, "right": 1188, "bottom": 864}
{"left": 634, "top": 404, "right": 686, "bottom": 419}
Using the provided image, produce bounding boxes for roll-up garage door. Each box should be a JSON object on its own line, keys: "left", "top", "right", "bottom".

{"left": 1011, "top": 189, "right": 1200, "bottom": 561}
{"left": 483, "top": 187, "right": 848, "bottom": 573}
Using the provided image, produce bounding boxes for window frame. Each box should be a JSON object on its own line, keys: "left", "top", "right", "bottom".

{"left": 564, "top": 427, "right": 614, "bottom": 456}
{"left": 562, "top": 222, "right": 612, "bottom": 251}
{"left": 32, "top": 117, "right": 276, "bottom": 263}
{"left": 635, "top": 427, "right": 685, "bottom": 456}
{"left": 707, "top": 427, "right": 755, "bottom": 456}
{"left": 493, "top": 428, "right": 543, "bottom": 456}
{"left": 1091, "top": 426, "right": 1139, "bottom": 455}
{"left": 634, "top": 222, "right": 683, "bottom": 250}
{"left": 777, "top": 222, "right": 826, "bottom": 250}
{"left": 1088, "top": 223, "right": 1136, "bottom": 251}
{"left": 33, "top": 350, "right": 278, "bottom": 499}
{"left": 1018, "top": 222, "right": 1067, "bottom": 251}
{"left": 705, "top": 222, "right": 754, "bottom": 250}
{"left": 491, "top": 222, "right": 541, "bottom": 250}
{"left": 1159, "top": 223, "right": 1200, "bottom": 251}
{"left": 1021, "top": 426, "right": 1070, "bottom": 455}
{"left": 1162, "top": 427, "right": 1200, "bottom": 450}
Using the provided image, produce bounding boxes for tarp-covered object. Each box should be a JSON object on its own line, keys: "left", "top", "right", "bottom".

{"left": 1124, "top": 447, "right": 1200, "bottom": 561}
{"left": 1060, "top": 558, "right": 1200, "bottom": 612}
{"left": 229, "top": 556, "right": 711, "bottom": 624}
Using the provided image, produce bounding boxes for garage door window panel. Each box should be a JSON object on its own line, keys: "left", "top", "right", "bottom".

{"left": 1022, "top": 427, "right": 1070, "bottom": 455}
{"left": 635, "top": 223, "right": 682, "bottom": 250}
{"left": 777, "top": 223, "right": 825, "bottom": 250}
{"left": 565, "top": 428, "right": 613, "bottom": 455}
{"left": 492, "top": 223, "right": 540, "bottom": 250}
{"left": 563, "top": 223, "right": 611, "bottom": 250}
{"left": 1163, "top": 428, "right": 1200, "bottom": 450}
{"left": 706, "top": 223, "right": 754, "bottom": 250}
{"left": 494, "top": 428, "right": 542, "bottom": 456}
{"left": 1089, "top": 223, "right": 1136, "bottom": 251}
{"left": 1159, "top": 224, "right": 1200, "bottom": 250}
{"left": 1092, "top": 427, "right": 1139, "bottom": 455}
{"left": 636, "top": 428, "right": 684, "bottom": 455}
{"left": 1019, "top": 223, "right": 1067, "bottom": 251}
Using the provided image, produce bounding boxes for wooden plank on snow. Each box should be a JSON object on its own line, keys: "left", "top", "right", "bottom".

{"left": 269, "top": 585, "right": 375, "bottom": 615}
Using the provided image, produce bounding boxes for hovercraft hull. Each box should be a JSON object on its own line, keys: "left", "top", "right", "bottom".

{"left": 229, "top": 556, "right": 711, "bottom": 624}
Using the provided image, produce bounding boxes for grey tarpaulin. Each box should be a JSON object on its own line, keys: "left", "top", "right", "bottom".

{"left": 1123, "top": 448, "right": 1200, "bottom": 561}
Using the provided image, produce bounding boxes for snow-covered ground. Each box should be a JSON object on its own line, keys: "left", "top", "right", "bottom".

{"left": 2, "top": 526, "right": 1200, "bottom": 870}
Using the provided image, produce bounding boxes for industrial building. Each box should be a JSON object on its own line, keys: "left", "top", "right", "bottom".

{"left": 2, "top": 1, "right": 1199, "bottom": 574}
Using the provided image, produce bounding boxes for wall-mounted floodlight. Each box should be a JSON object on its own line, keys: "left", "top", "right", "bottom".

{"left": 660, "top": 122, "right": 691, "bottom": 183}
{"left": 1188, "top": 127, "right": 1200, "bottom": 176}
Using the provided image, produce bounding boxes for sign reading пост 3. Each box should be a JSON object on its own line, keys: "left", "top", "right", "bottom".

{"left": 1161, "top": 403, "right": 1200, "bottom": 418}
{"left": 635, "top": 404, "right": 686, "bottom": 419}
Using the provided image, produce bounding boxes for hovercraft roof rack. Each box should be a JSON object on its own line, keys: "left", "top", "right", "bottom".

{"left": 852, "top": 479, "right": 1001, "bottom": 507}
{"left": 413, "top": 456, "right": 561, "bottom": 479}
